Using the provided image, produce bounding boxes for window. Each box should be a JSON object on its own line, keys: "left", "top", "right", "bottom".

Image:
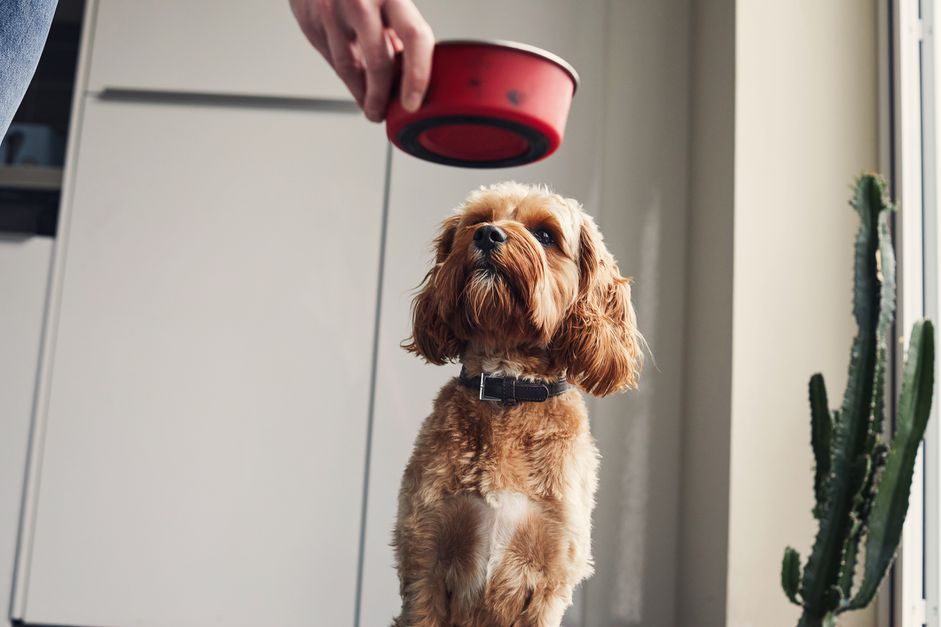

{"left": 900, "top": 0, "right": 937, "bottom": 624}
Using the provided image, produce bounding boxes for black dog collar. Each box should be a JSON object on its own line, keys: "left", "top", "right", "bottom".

{"left": 458, "top": 367, "right": 570, "bottom": 404}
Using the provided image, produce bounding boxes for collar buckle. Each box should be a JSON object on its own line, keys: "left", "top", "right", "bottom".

{"left": 479, "top": 373, "right": 508, "bottom": 402}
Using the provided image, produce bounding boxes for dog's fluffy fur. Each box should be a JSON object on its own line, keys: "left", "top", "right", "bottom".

{"left": 393, "top": 182, "right": 642, "bottom": 626}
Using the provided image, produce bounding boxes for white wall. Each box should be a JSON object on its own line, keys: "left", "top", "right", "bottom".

{"left": 727, "top": 1, "right": 879, "bottom": 626}
{"left": 676, "top": 1, "right": 884, "bottom": 625}
{"left": 584, "top": 1, "right": 691, "bottom": 625}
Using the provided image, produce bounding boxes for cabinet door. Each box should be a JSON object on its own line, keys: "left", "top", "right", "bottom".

{"left": 0, "top": 237, "right": 53, "bottom": 627}
{"left": 86, "top": 0, "right": 348, "bottom": 100}
{"left": 16, "top": 97, "right": 386, "bottom": 627}
{"left": 358, "top": 2, "right": 606, "bottom": 625}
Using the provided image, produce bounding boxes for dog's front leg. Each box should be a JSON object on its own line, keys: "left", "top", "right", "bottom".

{"left": 394, "top": 494, "right": 490, "bottom": 627}
{"left": 393, "top": 493, "right": 452, "bottom": 627}
{"left": 395, "top": 575, "right": 449, "bottom": 627}
{"left": 482, "top": 509, "right": 578, "bottom": 627}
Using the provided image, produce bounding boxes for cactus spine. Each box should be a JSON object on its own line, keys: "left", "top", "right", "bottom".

{"left": 780, "top": 174, "right": 935, "bottom": 626}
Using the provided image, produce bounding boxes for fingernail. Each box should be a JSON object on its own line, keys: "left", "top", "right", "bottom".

{"left": 403, "top": 91, "right": 422, "bottom": 112}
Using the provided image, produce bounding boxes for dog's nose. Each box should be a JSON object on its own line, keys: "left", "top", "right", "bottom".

{"left": 473, "top": 225, "right": 507, "bottom": 252}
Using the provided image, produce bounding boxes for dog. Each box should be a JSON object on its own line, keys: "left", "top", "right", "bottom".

{"left": 392, "top": 182, "right": 642, "bottom": 627}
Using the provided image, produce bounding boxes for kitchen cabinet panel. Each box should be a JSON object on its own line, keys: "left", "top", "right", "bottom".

{"left": 0, "top": 237, "right": 52, "bottom": 627}
{"left": 17, "top": 97, "right": 386, "bottom": 627}
{"left": 87, "top": 0, "right": 348, "bottom": 100}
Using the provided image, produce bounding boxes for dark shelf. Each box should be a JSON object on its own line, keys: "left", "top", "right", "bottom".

{"left": 0, "top": 188, "right": 59, "bottom": 237}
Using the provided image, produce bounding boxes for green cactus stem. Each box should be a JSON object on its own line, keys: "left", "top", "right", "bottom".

{"left": 844, "top": 320, "right": 934, "bottom": 611}
{"left": 798, "top": 175, "right": 886, "bottom": 623}
{"left": 809, "top": 374, "right": 831, "bottom": 518}
{"left": 779, "top": 174, "right": 935, "bottom": 626}
{"left": 782, "top": 546, "right": 802, "bottom": 605}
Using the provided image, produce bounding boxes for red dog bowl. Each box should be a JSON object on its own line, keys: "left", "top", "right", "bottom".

{"left": 386, "top": 40, "right": 579, "bottom": 168}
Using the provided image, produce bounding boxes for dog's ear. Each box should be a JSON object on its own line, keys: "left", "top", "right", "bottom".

{"left": 403, "top": 214, "right": 463, "bottom": 364}
{"left": 553, "top": 214, "right": 642, "bottom": 396}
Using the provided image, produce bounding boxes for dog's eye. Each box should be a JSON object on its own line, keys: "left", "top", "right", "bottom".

{"left": 531, "top": 228, "right": 555, "bottom": 247}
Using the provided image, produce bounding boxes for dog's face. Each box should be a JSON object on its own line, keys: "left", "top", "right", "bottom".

{"left": 405, "top": 182, "right": 642, "bottom": 396}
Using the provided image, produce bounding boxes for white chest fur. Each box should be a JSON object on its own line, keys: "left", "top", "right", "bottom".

{"left": 469, "top": 490, "right": 538, "bottom": 587}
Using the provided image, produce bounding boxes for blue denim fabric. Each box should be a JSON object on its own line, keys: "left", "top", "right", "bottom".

{"left": 0, "top": 0, "right": 58, "bottom": 138}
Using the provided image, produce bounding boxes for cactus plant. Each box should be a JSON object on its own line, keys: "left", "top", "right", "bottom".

{"left": 780, "top": 174, "right": 935, "bottom": 626}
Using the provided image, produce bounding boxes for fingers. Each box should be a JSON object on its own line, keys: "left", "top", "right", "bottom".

{"left": 387, "top": 28, "right": 404, "bottom": 53}
{"left": 289, "top": 0, "right": 330, "bottom": 57}
{"left": 291, "top": 0, "right": 433, "bottom": 120}
{"left": 319, "top": 0, "right": 367, "bottom": 106}
{"left": 383, "top": 0, "right": 433, "bottom": 112}
{"left": 342, "top": 0, "right": 395, "bottom": 121}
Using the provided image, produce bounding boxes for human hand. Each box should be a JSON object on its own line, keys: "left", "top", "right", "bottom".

{"left": 290, "top": 0, "right": 434, "bottom": 122}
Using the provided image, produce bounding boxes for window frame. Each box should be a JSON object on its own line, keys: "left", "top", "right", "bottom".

{"left": 894, "top": 0, "right": 933, "bottom": 625}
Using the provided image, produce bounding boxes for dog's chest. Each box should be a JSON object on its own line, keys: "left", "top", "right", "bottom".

{"left": 451, "top": 411, "right": 569, "bottom": 499}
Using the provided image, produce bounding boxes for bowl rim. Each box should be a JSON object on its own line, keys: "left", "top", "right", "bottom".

{"left": 394, "top": 114, "right": 552, "bottom": 168}
{"left": 435, "top": 39, "right": 580, "bottom": 92}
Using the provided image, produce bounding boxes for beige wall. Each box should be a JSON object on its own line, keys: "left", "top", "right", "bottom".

{"left": 727, "top": 2, "right": 879, "bottom": 627}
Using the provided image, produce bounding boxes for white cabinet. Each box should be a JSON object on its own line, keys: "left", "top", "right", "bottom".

{"left": 0, "top": 237, "right": 53, "bottom": 627}
{"left": 14, "top": 97, "right": 386, "bottom": 627}
{"left": 86, "top": 0, "right": 348, "bottom": 100}
{"left": 357, "top": 2, "right": 606, "bottom": 624}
